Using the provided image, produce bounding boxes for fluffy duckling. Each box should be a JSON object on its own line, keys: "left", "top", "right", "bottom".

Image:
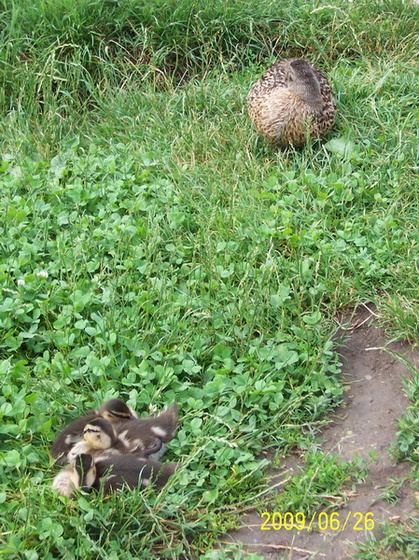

{"left": 52, "top": 453, "right": 96, "bottom": 498}
{"left": 52, "top": 398, "right": 137, "bottom": 465}
{"left": 247, "top": 58, "right": 336, "bottom": 147}
{"left": 67, "top": 417, "right": 131, "bottom": 463}
{"left": 93, "top": 454, "right": 178, "bottom": 493}
{"left": 114, "top": 403, "right": 179, "bottom": 460}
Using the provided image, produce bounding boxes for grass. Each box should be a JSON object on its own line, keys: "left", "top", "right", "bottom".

{"left": 0, "top": 0, "right": 418, "bottom": 558}
{"left": 273, "top": 451, "right": 369, "bottom": 515}
{"left": 354, "top": 518, "right": 419, "bottom": 560}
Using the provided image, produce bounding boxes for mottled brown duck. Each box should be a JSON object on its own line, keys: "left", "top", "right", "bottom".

{"left": 247, "top": 58, "right": 336, "bottom": 147}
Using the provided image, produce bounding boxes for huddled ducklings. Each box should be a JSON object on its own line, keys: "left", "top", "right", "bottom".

{"left": 66, "top": 417, "right": 131, "bottom": 463}
{"left": 53, "top": 452, "right": 177, "bottom": 496}
{"left": 247, "top": 58, "right": 336, "bottom": 147}
{"left": 51, "top": 398, "right": 180, "bottom": 497}
{"left": 52, "top": 400, "right": 179, "bottom": 465}
{"left": 52, "top": 398, "right": 137, "bottom": 465}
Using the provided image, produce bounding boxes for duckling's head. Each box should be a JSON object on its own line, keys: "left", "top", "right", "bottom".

{"left": 99, "top": 398, "right": 134, "bottom": 423}
{"left": 288, "top": 59, "right": 323, "bottom": 110}
{"left": 83, "top": 418, "right": 117, "bottom": 450}
{"left": 69, "top": 453, "right": 97, "bottom": 492}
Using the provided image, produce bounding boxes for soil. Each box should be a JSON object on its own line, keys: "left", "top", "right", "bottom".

{"left": 226, "top": 305, "right": 418, "bottom": 559}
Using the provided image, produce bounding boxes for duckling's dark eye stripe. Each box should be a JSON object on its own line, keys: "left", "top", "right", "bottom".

{"left": 84, "top": 428, "right": 100, "bottom": 433}
{"left": 108, "top": 411, "right": 131, "bottom": 419}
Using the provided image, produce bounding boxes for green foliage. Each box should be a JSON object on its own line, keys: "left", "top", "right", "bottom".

{"left": 354, "top": 518, "right": 419, "bottom": 560}
{"left": 377, "top": 477, "right": 413, "bottom": 506}
{"left": 1, "top": 0, "right": 418, "bottom": 116}
{"left": 0, "top": 144, "right": 343, "bottom": 421}
{"left": 0, "top": 0, "right": 418, "bottom": 557}
{"left": 395, "top": 408, "right": 419, "bottom": 464}
{"left": 387, "top": 358, "right": 419, "bottom": 465}
{"left": 382, "top": 296, "right": 419, "bottom": 345}
{"left": 274, "top": 451, "right": 368, "bottom": 514}
{"left": 0, "top": 145, "right": 343, "bottom": 557}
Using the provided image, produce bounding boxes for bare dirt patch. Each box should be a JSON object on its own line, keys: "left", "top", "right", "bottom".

{"left": 226, "top": 305, "right": 418, "bottom": 559}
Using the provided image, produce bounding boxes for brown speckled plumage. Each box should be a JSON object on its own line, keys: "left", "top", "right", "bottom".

{"left": 247, "top": 58, "right": 336, "bottom": 147}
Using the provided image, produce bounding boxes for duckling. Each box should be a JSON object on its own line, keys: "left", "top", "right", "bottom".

{"left": 93, "top": 454, "right": 178, "bottom": 493}
{"left": 114, "top": 403, "right": 179, "bottom": 460}
{"left": 52, "top": 453, "right": 96, "bottom": 497}
{"left": 67, "top": 417, "right": 132, "bottom": 463}
{"left": 52, "top": 398, "right": 137, "bottom": 465}
{"left": 247, "top": 58, "right": 336, "bottom": 147}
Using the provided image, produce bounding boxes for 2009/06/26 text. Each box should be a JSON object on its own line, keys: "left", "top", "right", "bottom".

{"left": 260, "top": 511, "right": 375, "bottom": 532}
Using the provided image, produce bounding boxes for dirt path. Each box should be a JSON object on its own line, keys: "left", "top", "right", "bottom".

{"left": 226, "top": 305, "right": 418, "bottom": 559}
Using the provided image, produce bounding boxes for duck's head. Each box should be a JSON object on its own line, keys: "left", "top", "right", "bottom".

{"left": 99, "top": 398, "right": 135, "bottom": 423}
{"left": 69, "top": 453, "right": 96, "bottom": 492}
{"left": 83, "top": 418, "right": 117, "bottom": 450}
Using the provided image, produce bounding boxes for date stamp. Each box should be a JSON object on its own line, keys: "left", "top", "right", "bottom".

{"left": 260, "top": 511, "right": 375, "bottom": 532}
